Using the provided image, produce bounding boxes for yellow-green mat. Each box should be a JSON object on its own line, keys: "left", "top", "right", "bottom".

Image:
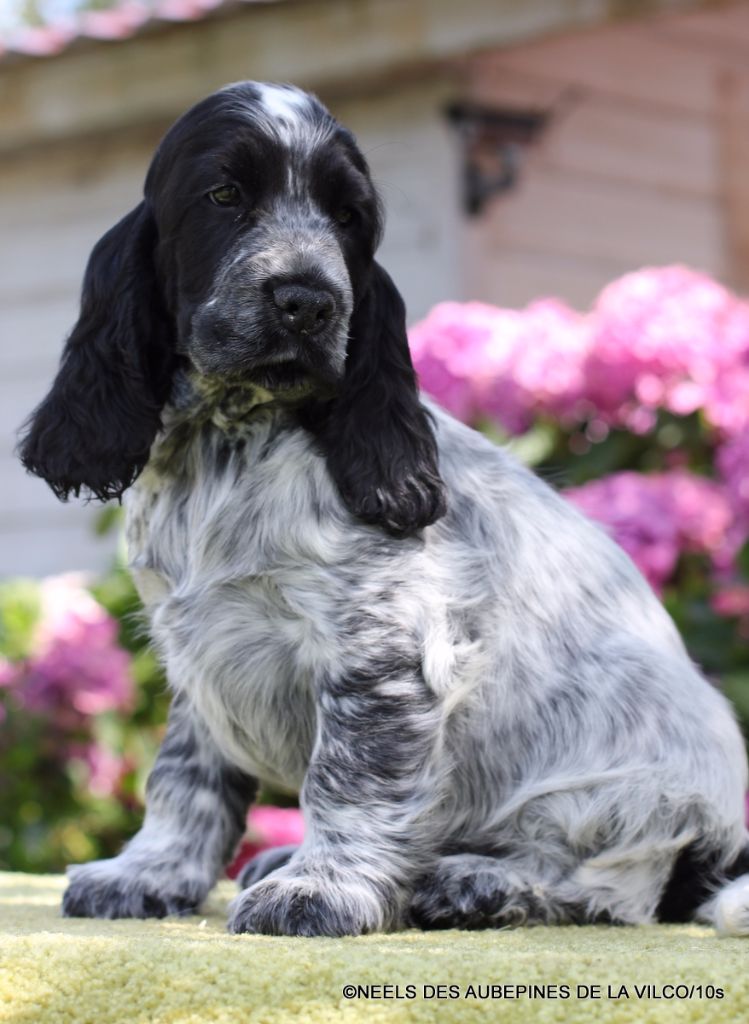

{"left": 1, "top": 872, "right": 746, "bottom": 1023}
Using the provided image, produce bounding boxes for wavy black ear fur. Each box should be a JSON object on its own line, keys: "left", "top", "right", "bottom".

{"left": 18, "top": 202, "right": 174, "bottom": 502}
{"left": 301, "top": 262, "right": 446, "bottom": 537}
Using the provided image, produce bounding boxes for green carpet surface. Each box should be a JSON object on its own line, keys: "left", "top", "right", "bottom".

{"left": 0, "top": 872, "right": 746, "bottom": 1023}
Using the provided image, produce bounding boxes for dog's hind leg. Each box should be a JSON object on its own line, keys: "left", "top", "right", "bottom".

{"left": 237, "top": 845, "right": 299, "bottom": 888}
{"left": 673, "top": 841, "right": 749, "bottom": 936}
{"left": 408, "top": 853, "right": 585, "bottom": 929}
{"left": 408, "top": 846, "right": 679, "bottom": 929}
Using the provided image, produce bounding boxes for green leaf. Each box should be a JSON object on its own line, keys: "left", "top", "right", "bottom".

{"left": 721, "top": 672, "right": 749, "bottom": 728}
{"left": 93, "top": 504, "right": 124, "bottom": 537}
{"left": 0, "top": 580, "right": 41, "bottom": 661}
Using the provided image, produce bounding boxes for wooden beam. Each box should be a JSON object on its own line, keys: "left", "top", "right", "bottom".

{"left": 0, "top": 0, "right": 724, "bottom": 154}
{"left": 717, "top": 67, "right": 749, "bottom": 291}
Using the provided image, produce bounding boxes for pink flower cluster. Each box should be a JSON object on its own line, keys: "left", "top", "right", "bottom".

{"left": 410, "top": 266, "right": 749, "bottom": 590}
{"left": 565, "top": 471, "right": 739, "bottom": 593}
{"left": 67, "top": 742, "right": 133, "bottom": 799}
{"left": 718, "top": 431, "right": 749, "bottom": 531}
{"left": 410, "top": 266, "right": 749, "bottom": 439}
{"left": 409, "top": 298, "right": 589, "bottom": 433}
{"left": 586, "top": 267, "right": 749, "bottom": 435}
{"left": 0, "top": 574, "right": 133, "bottom": 723}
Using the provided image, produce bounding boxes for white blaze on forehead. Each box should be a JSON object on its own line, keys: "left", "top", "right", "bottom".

{"left": 255, "top": 83, "right": 334, "bottom": 191}
{"left": 257, "top": 83, "right": 310, "bottom": 127}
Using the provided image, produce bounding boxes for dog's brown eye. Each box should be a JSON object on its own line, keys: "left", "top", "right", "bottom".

{"left": 335, "top": 207, "right": 354, "bottom": 226}
{"left": 208, "top": 185, "right": 241, "bottom": 207}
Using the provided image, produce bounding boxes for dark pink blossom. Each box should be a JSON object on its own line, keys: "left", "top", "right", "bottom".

{"left": 565, "top": 471, "right": 738, "bottom": 592}
{"left": 585, "top": 266, "right": 749, "bottom": 425}
{"left": 5, "top": 574, "right": 133, "bottom": 719}
{"left": 0, "top": 660, "right": 11, "bottom": 724}
{"left": 409, "top": 299, "right": 589, "bottom": 433}
{"left": 711, "top": 584, "right": 749, "bottom": 619}
{"left": 717, "top": 429, "right": 749, "bottom": 529}
{"left": 68, "top": 742, "right": 131, "bottom": 798}
{"left": 410, "top": 266, "right": 749, "bottom": 438}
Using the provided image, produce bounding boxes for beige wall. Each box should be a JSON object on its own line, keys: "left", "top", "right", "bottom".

{"left": 463, "top": 2, "right": 749, "bottom": 310}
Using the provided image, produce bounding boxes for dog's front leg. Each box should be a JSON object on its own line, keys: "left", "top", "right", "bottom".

{"left": 63, "top": 693, "right": 257, "bottom": 918}
{"left": 229, "top": 664, "right": 442, "bottom": 936}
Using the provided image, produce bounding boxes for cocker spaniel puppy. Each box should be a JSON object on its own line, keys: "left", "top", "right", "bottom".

{"left": 19, "top": 82, "right": 749, "bottom": 937}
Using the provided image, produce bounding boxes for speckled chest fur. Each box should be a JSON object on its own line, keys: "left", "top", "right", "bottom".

{"left": 123, "top": 374, "right": 424, "bottom": 790}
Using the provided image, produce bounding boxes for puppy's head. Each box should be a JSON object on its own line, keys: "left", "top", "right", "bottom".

{"left": 151, "top": 82, "right": 378, "bottom": 393}
{"left": 19, "top": 82, "right": 445, "bottom": 536}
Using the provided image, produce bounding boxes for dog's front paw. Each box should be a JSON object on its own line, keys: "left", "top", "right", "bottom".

{"left": 63, "top": 857, "right": 204, "bottom": 919}
{"left": 228, "top": 872, "right": 385, "bottom": 937}
{"left": 343, "top": 470, "right": 446, "bottom": 538}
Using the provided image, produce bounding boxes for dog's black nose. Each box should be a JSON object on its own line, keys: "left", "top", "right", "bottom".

{"left": 273, "top": 284, "right": 335, "bottom": 336}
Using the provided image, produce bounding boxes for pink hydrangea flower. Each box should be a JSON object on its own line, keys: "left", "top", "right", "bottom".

{"left": 3, "top": 574, "right": 133, "bottom": 720}
{"left": 704, "top": 368, "right": 749, "bottom": 437}
{"left": 410, "top": 266, "right": 749, "bottom": 439}
{"left": 0, "top": 659, "right": 13, "bottom": 685}
{"left": 409, "top": 301, "right": 518, "bottom": 426}
{"left": 488, "top": 299, "right": 592, "bottom": 427}
{"left": 0, "top": 659, "right": 12, "bottom": 724}
{"left": 409, "top": 298, "right": 588, "bottom": 434}
{"left": 711, "top": 584, "right": 749, "bottom": 619}
{"left": 565, "top": 471, "right": 738, "bottom": 591}
{"left": 226, "top": 806, "right": 305, "bottom": 879}
{"left": 68, "top": 742, "right": 131, "bottom": 798}
{"left": 585, "top": 266, "right": 749, "bottom": 426}
{"left": 717, "top": 429, "right": 749, "bottom": 528}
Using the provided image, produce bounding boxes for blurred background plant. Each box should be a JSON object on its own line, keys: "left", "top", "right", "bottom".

{"left": 2, "top": 263, "right": 749, "bottom": 873}
{"left": 0, "top": 568, "right": 162, "bottom": 872}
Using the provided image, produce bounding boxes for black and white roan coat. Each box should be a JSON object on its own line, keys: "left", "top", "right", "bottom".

{"left": 19, "top": 82, "right": 749, "bottom": 937}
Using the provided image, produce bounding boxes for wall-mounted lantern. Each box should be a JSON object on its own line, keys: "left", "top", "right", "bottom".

{"left": 445, "top": 101, "right": 549, "bottom": 216}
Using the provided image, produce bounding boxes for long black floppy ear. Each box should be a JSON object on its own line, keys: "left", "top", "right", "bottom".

{"left": 18, "top": 201, "right": 174, "bottom": 502}
{"left": 302, "top": 261, "right": 446, "bottom": 537}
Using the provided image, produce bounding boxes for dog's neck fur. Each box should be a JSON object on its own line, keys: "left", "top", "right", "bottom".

{"left": 147, "top": 367, "right": 299, "bottom": 477}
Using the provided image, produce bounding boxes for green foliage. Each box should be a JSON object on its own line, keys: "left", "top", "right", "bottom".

{"left": 0, "top": 562, "right": 167, "bottom": 873}
{"left": 0, "top": 580, "right": 40, "bottom": 662}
